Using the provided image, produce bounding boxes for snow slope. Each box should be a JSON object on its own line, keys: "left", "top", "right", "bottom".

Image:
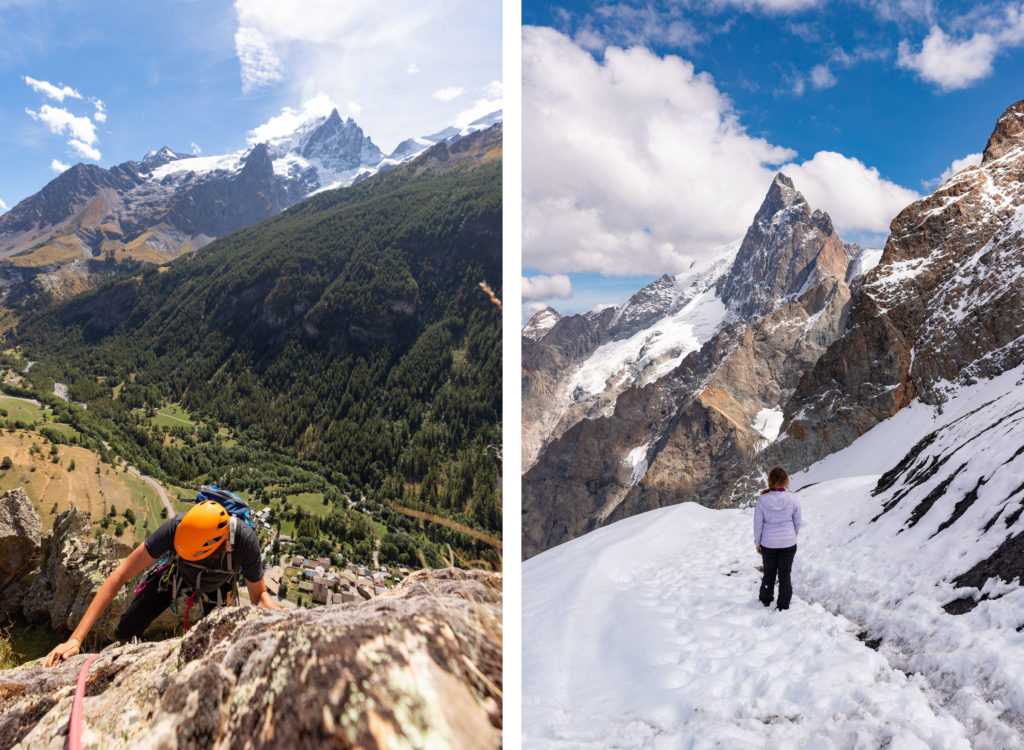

{"left": 524, "top": 362, "right": 1024, "bottom": 748}
{"left": 565, "top": 287, "right": 728, "bottom": 398}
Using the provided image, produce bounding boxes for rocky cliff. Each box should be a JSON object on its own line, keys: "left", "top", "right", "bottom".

{"left": 522, "top": 175, "right": 852, "bottom": 558}
{"left": 762, "top": 99, "right": 1024, "bottom": 477}
{"left": 0, "top": 568, "right": 502, "bottom": 749}
{"left": 0, "top": 489, "right": 176, "bottom": 643}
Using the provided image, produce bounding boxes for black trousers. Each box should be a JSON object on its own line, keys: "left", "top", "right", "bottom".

{"left": 114, "top": 573, "right": 230, "bottom": 641}
{"left": 759, "top": 544, "right": 797, "bottom": 610}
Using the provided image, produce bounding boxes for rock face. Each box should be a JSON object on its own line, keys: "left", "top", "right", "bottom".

{"left": 0, "top": 493, "right": 174, "bottom": 642}
{"left": 764, "top": 99, "right": 1024, "bottom": 476}
{"left": 522, "top": 175, "right": 851, "bottom": 558}
{"left": 0, "top": 489, "right": 41, "bottom": 596}
{"left": 717, "top": 173, "right": 848, "bottom": 320}
{"left": 0, "top": 569, "right": 502, "bottom": 750}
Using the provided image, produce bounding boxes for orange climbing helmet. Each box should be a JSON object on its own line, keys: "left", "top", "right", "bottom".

{"left": 173, "top": 500, "right": 230, "bottom": 561}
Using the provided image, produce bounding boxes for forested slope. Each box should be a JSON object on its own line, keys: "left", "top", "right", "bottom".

{"left": 7, "top": 127, "right": 502, "bottom": 565}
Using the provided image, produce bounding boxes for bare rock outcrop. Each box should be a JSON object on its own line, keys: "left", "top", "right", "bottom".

{"left": 0, "top": 490, "right": 42, "bottom": 617}
{"left": 0, "top": 569, "right": 502, "bottom": 750}
{"left": 0, "top": 493, "right": 175, "bottom": 642}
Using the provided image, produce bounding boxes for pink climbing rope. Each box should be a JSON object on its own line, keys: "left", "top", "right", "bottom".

{"left": 68, "top": 653, "right": 101, "bottom": 750}
{"left": 183, "top": 591, "right": 197, "bottom": 633}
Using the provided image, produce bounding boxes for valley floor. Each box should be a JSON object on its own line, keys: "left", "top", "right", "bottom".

{"left": 524, "top": 473, "right": 1024, "bottom": 749}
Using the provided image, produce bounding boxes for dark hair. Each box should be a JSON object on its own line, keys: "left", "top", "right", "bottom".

{"left": 760, "top": 466, "right": 789, "bottom": 494}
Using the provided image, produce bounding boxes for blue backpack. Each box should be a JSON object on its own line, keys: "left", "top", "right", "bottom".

{"left": 192, "top": 486, "right": 254, "bottom": 529}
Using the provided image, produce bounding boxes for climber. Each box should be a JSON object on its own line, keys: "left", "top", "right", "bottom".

{"left": 753, "top": 466, "right": 802, "bottom": 611}
{"left": 43, "top": 500, "right": 281, "bottom": 667}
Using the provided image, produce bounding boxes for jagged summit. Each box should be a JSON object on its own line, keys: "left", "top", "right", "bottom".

{"left": 717, "top": 172, "right": 847, "bottom": 321}
{"left": 298, "top": 108, "right": 383, "bottom": 171}
{"left": 982, "top": 99, "right": 1024, "bottom": 163}
{"left": 523, "top": 307, "right": 562, "bottom": 341}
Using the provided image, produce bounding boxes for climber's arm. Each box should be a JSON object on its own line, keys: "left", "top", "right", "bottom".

{"left": 246, "top": 578, "right": 282, "bottom": 609}
{"left": 43, "top": 544, "right": 156, "bottom": 667}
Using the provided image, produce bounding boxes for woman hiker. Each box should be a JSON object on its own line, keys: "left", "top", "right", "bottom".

{"left": 754, "top": 466, "right": 802, "bottom": 611}
{"left": 43, "top": 499, "right": 281, "bottom": 667}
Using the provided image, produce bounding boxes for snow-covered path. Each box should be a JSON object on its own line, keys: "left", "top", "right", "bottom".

{"left": 524, "top": 496, "right": 976, "bottom": 749}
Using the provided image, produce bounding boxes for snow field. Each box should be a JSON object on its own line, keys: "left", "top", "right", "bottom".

{"left": 524, "top": 499, "right": 974, "bottom": 749}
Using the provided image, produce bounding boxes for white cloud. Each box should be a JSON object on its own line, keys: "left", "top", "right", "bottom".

{"left": 50, "top": 158, "right": 70, "bottom": 173}
{"left": 897, "top": 26, "right": 998, "bottom": 90}
{"left": 433, "top": 86, "right": 464, "bottom": 102}
{"left": 231, "top": 0, "right": 501, "bottom": 151}
{"left": 523, "top": 27, "right": 916, "bottom": 276}
{"left": 897, "top": 5, "right": 1024, "bottom": 91}
{"left": 235, "top": 24, "right": 284, "bottom": 92}
{"left": 452, "top": 82, "right": 503, "bottom": 130}
{"left": 780, "top": 152, "right": 920, "bottom": 235}
{"left": 25, "top": 104, "right": 101, "bottom": 161}
{"left": 523, "top": 274, "right": 573, "bottom": 300}
{"left": 0, "top": 197, "right": 7, "bottom": 213}
{"left": 573, "top": 4, "right": 703, "bottom": 51}
{"left": 714, "top": 0, "right": 822, "bottom": 11}
{"left": 924, "top": 151, "right": 983, "bottom": 188}
{"left": 809, "top": 64, "right": 837, "bottom": 88}
{"left": 524, "top": 26, "right": 795, "bottom": 275}
{"left": 23, "top": 76, "right": 82, "bottom": 102}
{"left": 347, "top": 100, "right": 362, "bottom": 116}
{"left": 92, "top": 98, "right": 107, "bottom": 123}
{"left": 26, "top": 104, "right": 98, "bottom": 145}
{"left": 247, "top": 92, "right": 337, "bottom": 145}
{"left": 191, "top": 142, "right": 202, "bottom": 155}
{"left": 68, "top": 139, "right": 101, "bottom": 160}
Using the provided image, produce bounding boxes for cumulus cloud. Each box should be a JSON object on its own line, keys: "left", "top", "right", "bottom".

{"left": 897, "top": 27, "right": 997, "bottom": 90}
{"left": 780, "top": 152, "right": 920, "bottom": 235}
{"left": 897, "top": 6, "right": 1024, "bottom": 90}
{"left": 809, "top": 64, "right": 837, "bottom": 88}
{"left": 231, "top": 0, "right": 500, "bottom": 149}
{"left": 247, "top": 92, "right": 337, "bottom": 145}
{"left": 523, "top": 274, "right": 573, "bottom": 300}
{"left": 26, "top": 104, "right": 97, "bottom": 145}
{"left": 523, "top": 27, "right": 916, "bottom": 276}
{"left": 25, "top": 104, "right": 101, "bottom": 161}
{"left": 524, "top": 26, "right": 795, "bottom": 275}
{"left": 92, "top": 98, "right": 107, "bottom": 123}
{"left": 0, "top": 197, "right": 7, "bottom": 213}
{"left": 191, "top": 142, "right": 202, "bottom": 155}
{"left": 23, "top": 76, "right": 82, "bottom": 102}
{"left": 50, "top": 158, "right": 70, "bottom": 173}
{"left": 68, "top": 139, "right": 101, "bottom": 160}
{"left": 433, "top": 86, "right": 464, "bottom": 102}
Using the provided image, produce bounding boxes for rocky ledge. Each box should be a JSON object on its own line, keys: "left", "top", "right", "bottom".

{"left": 0, "top": 568, "right": 502, "bottom": 749}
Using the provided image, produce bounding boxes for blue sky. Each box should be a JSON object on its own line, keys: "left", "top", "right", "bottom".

{"left": 522, "top": 0, "right": 1024, "bottom": 318}
{"left": 0, "top": 0, "right": 501, "bottom": 214}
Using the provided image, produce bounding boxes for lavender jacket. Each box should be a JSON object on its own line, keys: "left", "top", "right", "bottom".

{"left": 754, "top": 488, "right": 801, "bottom": 549}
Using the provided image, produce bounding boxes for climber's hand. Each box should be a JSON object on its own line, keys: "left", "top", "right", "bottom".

{"left": 43, "top": 637, "right": 80, "bottom": 667}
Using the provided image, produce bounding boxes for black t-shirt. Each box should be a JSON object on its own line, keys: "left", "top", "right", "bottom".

{"left": 145, "top": 512, "right": 264, "bottom": 585}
